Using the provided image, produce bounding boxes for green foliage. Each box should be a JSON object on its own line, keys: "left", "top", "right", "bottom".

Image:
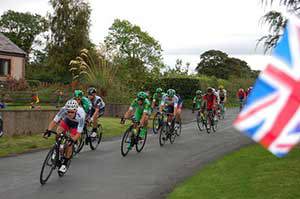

{"left": 104, "top": 19, "right": 164, "bottom": 81}
{"left": 196, "top": 50, "right": 256, "bottom": 79}
{"left": 47, "top": 0, "right": 92, "bottom": 82}
{"left": 0, "top": 10, "right": 48, "bottom": 55}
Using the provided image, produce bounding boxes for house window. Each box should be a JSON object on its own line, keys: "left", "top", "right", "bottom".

{"left": 0, "top": 59, "right": 10, "bottom": 76}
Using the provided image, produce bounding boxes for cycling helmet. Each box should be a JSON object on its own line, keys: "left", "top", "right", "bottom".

{"left": 167, "top": 89, "right": 176, "bottom": 97}
{"left": 74, "top": 90, "right": 84, "bottom": 98}
{"left": 196, "top": 90, "right": 202, "bottom": 95}
{"left": 87, "top": 87, "right": 97, "bottom": 95}
{"left": 65, "top": 99, "right": 78, "bottom": 111}
{"left": 207, "top": 87, "right": 213, "bottom": 92}
{"left": 239, "top": 88, "right": 244, "bottom": 92}
{"left": 156, "top": 87, "right": 163, "bottom": 93}
{"left": 219, "top": 85, "right": 224, "bottom": 90}
{"left": 137, "top": 91, "right": 147, "bottom": 100}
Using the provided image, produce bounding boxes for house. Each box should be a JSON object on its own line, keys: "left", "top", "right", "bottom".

{"left": 0, "top": 33, "right": 26, "bottom": 81}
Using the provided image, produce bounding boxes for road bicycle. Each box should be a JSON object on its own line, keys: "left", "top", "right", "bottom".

{"left": 40, "top": 130, "right": 74, "bottom": 185}
{"left": 120, "top": 118, "right": 147, "bottom": 157}
{"left": 74, "top": 121, "right": 102, "bottom": 154}
{"left": 152, "top": 111, "right": 163, "bottom": 134}
{"left": 159, "top": 112, "right": 178, "bottom": 146}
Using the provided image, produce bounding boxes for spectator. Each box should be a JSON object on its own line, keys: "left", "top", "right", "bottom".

{"left": 30, "top": 92, "right": 40, "bottom": 109}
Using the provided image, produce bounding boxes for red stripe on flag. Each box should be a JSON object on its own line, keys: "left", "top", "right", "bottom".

{"left": 265, "top": 64, "right": 297, "bottom": 87}
{"left": 276, "top": 144, "right": 294, "bottom": 149}
{"left": 234, "top": 95, "right": 278, "bottom": 125}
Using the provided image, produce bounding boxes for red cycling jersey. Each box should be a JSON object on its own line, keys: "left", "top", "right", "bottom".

{"left": 203, "top": 94, "right": 217, "bottom": 110}
{"left": 237, "top": 91, "right": 246, "bottom": 99}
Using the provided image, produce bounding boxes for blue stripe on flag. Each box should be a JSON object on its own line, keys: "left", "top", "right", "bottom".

{"left": 274, "top": 152, "right": 287, "bottom": 158}
{"left": 288, "top": 122, "right": 300, "bottom": 135}
{"left": 245, "top": 78, "right": 276, "bottom": 108}
{"left": 273, "top": 23, "right": 292, "bottom": 68}
{"left": 244, "top": 120, "right": 265, "bottom": 137}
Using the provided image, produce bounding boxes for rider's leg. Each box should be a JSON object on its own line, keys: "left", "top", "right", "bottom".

{"left": 140, "top": 113, "right": 149, "bottom": 137}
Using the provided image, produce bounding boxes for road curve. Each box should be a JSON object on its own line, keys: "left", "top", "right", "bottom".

{"left": 0, "top": 109, "right": 252, "bottom": 199}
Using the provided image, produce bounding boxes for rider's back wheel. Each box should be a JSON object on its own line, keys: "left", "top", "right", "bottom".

{"left": 136, "top": 129, "right": 147, "bottom": 152}
{"left": 121, "top": 127, "right": 132, "bottom": 157}
{"left": 175, "top": 120, "right": 182, "bottom": 136}
{"left": 159, "top": 123, "right": 167, "bottom": 146}
{"left": 169, "top": 128, "right": 176, "bottom": 144}
{"left": 152, "top": 113, "right": 160, "bottom": 134}
{"left": 89, "top": 124, "right": 103, "bottom": 150}
{"left": 40, "top": 146, "right": 56, "bottom": 185}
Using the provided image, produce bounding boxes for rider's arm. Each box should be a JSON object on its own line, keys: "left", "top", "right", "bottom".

{"left": 49, "top": 107, "right": 66, "bottom": 130}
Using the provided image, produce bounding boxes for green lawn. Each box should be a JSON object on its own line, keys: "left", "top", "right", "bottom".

{"left": 168, "top": 144, "right": 300, "bottom": 199}
{"left": 0, "top": 117, "right": 128, "bottom": 157}
{"left": 3, "top": 105, "right": 58, "bottom": 110}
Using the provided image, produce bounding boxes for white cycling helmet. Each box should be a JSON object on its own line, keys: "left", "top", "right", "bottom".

{"left": 65, "top": 99, "right": 78, "bottom": 111}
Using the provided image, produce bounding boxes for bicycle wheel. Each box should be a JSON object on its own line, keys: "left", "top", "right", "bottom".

{"left": 121, "top": 127, "right": 132, "bottom": 157}
{"left": 75, "top": 131, "right": 86, "bottom": 154}
{"left": 169, "top": 128, "right": 176, "bottom": 144}
{"left": 40, "top": 146, "right": 57, "bottom": 185}
{"left": 136, "top": 129, "right": 147, "bottom": 152}
{"left": 196, "top": 112, "right": 204, "bottom": 132}
{"left": 152, "top": 113, "right": 160, "bottom": 134}
{"left": 212, "top": 118, "right": 218, "bottom": 132}
{"left": 175, "top": 120, "right": 182, "bottom": 136}
{"left": 159, "top": 123, "right": 168, "bottom": 146}
{"left": 89, "top": 124, "right": 103, "bottom": 150}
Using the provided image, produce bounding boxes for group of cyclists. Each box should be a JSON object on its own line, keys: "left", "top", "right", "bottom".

{"left": 41, "top": 84, "right": 251, "bottom": 176}
{"left": 43, "top": 87, "right": 105, "bottom": 174}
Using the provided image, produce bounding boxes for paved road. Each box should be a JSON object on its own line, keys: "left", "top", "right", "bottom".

{"left": 0, "top": 109, "right": 252, "bottom": 199}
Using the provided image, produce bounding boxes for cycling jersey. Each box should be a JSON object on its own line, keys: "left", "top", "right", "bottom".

{"left": 203, "top": 94, "right": 217, "bottom": 110}
{"left": 129, "top": 98, "right": 151, "bottom": 121}
{"left": 160, "top": 94, "right": 179, "bottom": 108}
{"left": 217, "top": 89, "right": 227, "bottom": 102}
{"left": 90, "top": 95, "right": 105, "bottom": 117}
{"left": 80, "top": 96, "right": 92, "bottom": 114}
{"left": 152, "top": 93, "right": 163, "bottom": 106}
{"left": 237, "top": 91, "right": 246, "bottom": 100}
{"left": 54, "top": 106, "right": 86, "bottom": 133}
{"left": 193, "top": 96, "right": 202, "bottom": 109}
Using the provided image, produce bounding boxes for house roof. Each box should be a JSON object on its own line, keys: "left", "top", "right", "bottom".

{"left": 0, "top": 33, "right": 26, "bottom": 57}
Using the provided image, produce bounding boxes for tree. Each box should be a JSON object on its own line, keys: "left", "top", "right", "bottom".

{"left": 258, "top": 0, "right": 300, "bottom": 52}
{"left": 47, "top": 0, "right": 92, "bottom": 82}
{"left": 0, "top": 10, "right": 48, "bottom": 56}
{"left": 104, "top": 19, "right": 164, "bottom": 80}
{"left": 196, "top": 50, "right": 253, "bottom": 79}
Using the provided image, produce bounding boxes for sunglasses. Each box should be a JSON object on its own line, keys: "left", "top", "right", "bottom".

{"left": 74, "top": 98, "right": 81, "bottom": 101}
{"left": 67, "top": 110, "right": 76, "bottom": 114}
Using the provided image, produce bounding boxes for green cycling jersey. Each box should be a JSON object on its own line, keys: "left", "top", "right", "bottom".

{"left": 152, "top": 92, "right": 164, "bottom": 106}
{"left": 193, "top": 96, "right": 202, "bottom": 109}
{"left": 80, "top": 96, "right": 92, "bottom": 113}
{"left": 130, "top": 98, "right": 151, "bottom": 121}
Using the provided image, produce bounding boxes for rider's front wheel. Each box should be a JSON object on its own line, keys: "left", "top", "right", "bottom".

{"left": 196, "top": 113, "right": 205, "bottom": 132}
{"left": 159, "top": 123, "right": 168, "bottom": 146}
{"left": 40, "top": 146, "right": 56, "bottom": 185}
{"left": 89, "top": 124, "right": 103, "bottom": 150}
{"left": 121, "top": 127, "right": 132, "bottom": 157}
{"left": 175, "top": 120, "right": 182, "bottom": 136}
{"left": 136, "top": 129, "right": 147, "bottom": 153}
{"left": 212, "top": 119, "right": 218, "bottom": 132}
{"left": 75, "top": 132, "right": 85, "bottom": 154}
{"left": 152, "top": 113, "right": 161, "bottom": 134}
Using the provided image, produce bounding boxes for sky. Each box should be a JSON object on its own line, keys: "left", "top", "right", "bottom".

{"left": 0, "top": 0, "right": 281, "bottom": 71}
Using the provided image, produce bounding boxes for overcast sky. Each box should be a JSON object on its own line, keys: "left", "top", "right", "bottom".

{"left": 0, "top": 0, "right": 280, "bottom": 71}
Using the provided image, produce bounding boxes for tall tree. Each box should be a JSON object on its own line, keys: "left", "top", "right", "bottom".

{"left": 196, "top": 50, "right": 253, "bottom": 79}
{"left": 104, "top": 19, "right": 164, "bottom": 80}
{"left": 0, "top": 10, "right": 48, "bottom": 56}
{"left": 47, "top": 0, "right": 92, "bottom": 82}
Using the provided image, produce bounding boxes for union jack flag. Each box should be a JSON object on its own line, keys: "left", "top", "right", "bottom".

{"left": 234, "top": 16, "right": 300, "bottom": 157}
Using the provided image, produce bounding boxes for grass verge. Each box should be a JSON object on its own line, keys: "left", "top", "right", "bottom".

{"left": 168, "top": 144, "right": 300, "bottom": 199}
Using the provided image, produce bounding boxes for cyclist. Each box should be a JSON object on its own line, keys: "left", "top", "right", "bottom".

{"left": 159, "top": 89, "right": 181, "bottom": 129}
{"left": 151, "top": 87, "right": 164, "bottom": 110}
{"left": 237, "top": 88, "right": 246, "bottom": 110}
{"left": 121, "top": 91, "right": 151, "bottom": 141}
{"left": 217, "top": 85, "right": 227, "bottom": 116}
{"left": 73, "top": 90, "right": 92, "bottom": 114}
{"left": 246, "top": 86, "right": 253, "bottom": 98}
{"left": 192, "top": 90, "right": 202, "bottom": 114}
{"left": 44, "top": 99, "right": 85, "bottom": 174}
{"left": 201, "top": 87, "right": 217, "bottom": 129}
{"left": 87, "top": 87, "right": 106, "bottom": 137}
